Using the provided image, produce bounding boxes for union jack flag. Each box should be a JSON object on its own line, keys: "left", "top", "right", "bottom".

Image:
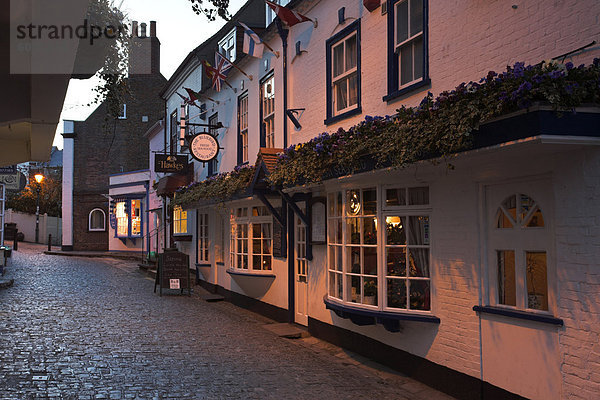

{"left": 211, "top": 52, "right": 233, "bottom": 92}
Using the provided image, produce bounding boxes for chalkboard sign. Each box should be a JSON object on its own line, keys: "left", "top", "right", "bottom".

{"left": 272, "top": 207, "right": 286, "bottom": 258}
{"left": 154, "top": 250, "right": 191, "bottom": 296}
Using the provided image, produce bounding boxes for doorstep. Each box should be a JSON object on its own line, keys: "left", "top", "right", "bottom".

{"left": 262, "top": 323, "right": 310, "bottom": 339}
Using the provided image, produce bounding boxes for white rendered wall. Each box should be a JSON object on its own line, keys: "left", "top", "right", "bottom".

{"left": 61, "top": 120, "right": 74, "bottom": 249}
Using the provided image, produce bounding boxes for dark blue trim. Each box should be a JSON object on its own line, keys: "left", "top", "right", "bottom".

{"left": 383, "top": 78, "right": 431, "bottom": 103}
{"left": 324, "top": 296, "right": 440, "bottom": 332}
{"left": 325, "top": 19, "right": 361, "bottom": 124}
{"left": 386, "top": 0, "right": 429, "bottom": 100}
{"left": 259, "top": 71, "right": 274, "bottom": 149}
{"left": 109, "top": 180, "right": 149, "bottom": 189}
{"left": 109, "top": 169, "right": 150, "bottom": 177}
{"left": 113, "top": 198, "right": 144, "bottom": 240}
{"left": 226, "top": 268, "right": 276, "bottom": 278}
{"left": 473, "top": 305, "right": 564, "bottom": 326}
{"left": 196, "top": 263, "right": 211, "bottom": 267}
{"left": 237, "top": 91, "right": 248, "bottom": 165}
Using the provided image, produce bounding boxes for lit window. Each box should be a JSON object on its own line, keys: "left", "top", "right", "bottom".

{"left": 89, "top": 208, "right": 106, "bottom": 231}
{"left": 328, "top": 186, "right": 431, "bottom": 311}
{"left": 173, "top": 205, "right": 188, "bottom": 235}
{"left": 326, "top": 20, "right": 361, "bottom": 123}
{"left": 492, "top": 194, "right": 548, "bottom": 311}
{"left": 115, "top": 199, "right": 143, "bottom": 238}
{"left": 386, "top": 0, "right": 429, "bottom": 100}
{"left": 131, "top": 200, "right": 141, "bottom": 236}
{"left": 230, "top": 206, "right": 272, "bottom": 272}
{"left": 261, "top": 75, "right": 275, "bottom": 148}
{"left": 116, "top": 201, "right": 128, "bottom": 237}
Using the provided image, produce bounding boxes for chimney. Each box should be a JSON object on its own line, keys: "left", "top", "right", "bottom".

{"left": 128, "top": 21, "right": 160, "bottom": 75}
{"left": 131, "top": 21, "right": 138, "bottom": 37}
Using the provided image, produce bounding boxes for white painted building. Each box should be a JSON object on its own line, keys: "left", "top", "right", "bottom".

{"left": 155, "top": 1, "right": 600, "bottom": 399}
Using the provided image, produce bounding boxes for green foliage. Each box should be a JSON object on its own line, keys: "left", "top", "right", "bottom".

{"left": 172, "top": 166, "right": 255, "bottom": 208}
{"left": 269, "top": 60, "right": 600, "bottom": 187}
{"left": 6, "top": 173, "right": 62, "bottom": 217}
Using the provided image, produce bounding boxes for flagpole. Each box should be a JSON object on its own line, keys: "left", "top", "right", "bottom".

{"left": 221, "top": 53, "right": 253, "bottom": 81}
{"left": 262, "top": 42, "right": 280, "bottom": 58}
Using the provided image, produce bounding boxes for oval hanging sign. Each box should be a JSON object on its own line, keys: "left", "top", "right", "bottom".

{"left": 190, "top": 133, "right": 219, "bottom": 162}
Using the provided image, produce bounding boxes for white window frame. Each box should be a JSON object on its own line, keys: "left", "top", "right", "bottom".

{"left": 239, "top": 94, "right": 249, "bottom": 163}
{"left": 197, "top": 212, "right": 209, "bottom": 262}
{"left": 173, "top": 205, "right": 188, "bottom": 235}
{"left": 261, "top": 75, "right": 275, "bottom": 148}
{"left": 88, "top": 208, "right": 106, "bottom": 232}
{"left": 327, "top": 184, "right": 433, "bottom": 314}
{"left": 118, "top": 104, "right": 127, "bottom": 119}
{"left": 394, "top": 0, "right": 424, "bottom": 89}
{"left": 218, "top": 27, "right": 237, "bottom": 63}
{"left": 229, "top": 206, "right": 273, "bottom": 273}
{"left": 330, "top": 31, "right": 359, "bottom": 116}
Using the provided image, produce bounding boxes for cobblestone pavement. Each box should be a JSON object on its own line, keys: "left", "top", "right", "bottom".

{"left": 0, "top": 243, "right": 455, "bottom": 400}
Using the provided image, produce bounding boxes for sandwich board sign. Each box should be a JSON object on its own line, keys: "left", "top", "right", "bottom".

{"left": 154, "top": 250, "right": 191, "bottom": 296}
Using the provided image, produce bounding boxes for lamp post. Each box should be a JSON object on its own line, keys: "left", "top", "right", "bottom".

{"left": 33, "top": 173, "right": 44, "bottom": 243}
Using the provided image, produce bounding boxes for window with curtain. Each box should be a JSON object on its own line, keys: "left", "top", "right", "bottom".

{"left": 260, "top": 74, "right": 275, "bottom": 148}
{"left": 238, "top": 93, "right": 249, "bottom": 164}
{"left": 229, "top": 206, "right": 272, "bottom": 272}
{"left": 326, "top": 20, "right": 361, "bottom": 123}
{"left": 173, "top": 205, "right": 188, "bottom": 235}
{"left": 327, "top": 186, "right": 431, "bottom": 312}
{"left": 386, "top": 0, "right": 428, "bottom": 101}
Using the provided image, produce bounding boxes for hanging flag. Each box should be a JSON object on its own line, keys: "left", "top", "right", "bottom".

{"left": 183, "top": 88, "right": 201, "bottom": 104}
{"left": 212, "top": 52, "right": 233, "bottom": 92}
{"left": 239, "top": 22, "right": 264, "bottom": 58}
{"left": 266, "top": 1, "right": 315, "bottom": 27}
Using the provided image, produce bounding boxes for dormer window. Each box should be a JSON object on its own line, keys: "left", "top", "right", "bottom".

{"left": 266, "top": 0, "right": 291, "bottom": 26}
{"left": 218, "top": 28, "right": 237, "bottom": 62}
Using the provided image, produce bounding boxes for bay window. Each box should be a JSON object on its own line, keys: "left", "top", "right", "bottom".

{"left": 326, "top": 20, "right": 361, "bottom": 124}
{"left": 230, "top": 206, "right": 272, "bottom": 271}
{"left": 327, "top": 186, "right": 431, "bottom": 312}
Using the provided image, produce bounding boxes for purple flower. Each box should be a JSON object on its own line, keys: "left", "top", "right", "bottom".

{"left": 549, "top": 70, "right": 564, "bottom": 79}
{"left": 565, "top": 62, "right": 574, "bottom": 70}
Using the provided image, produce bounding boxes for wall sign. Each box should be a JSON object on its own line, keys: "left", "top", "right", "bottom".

{"left": 310, "top": 199, "right": 327, "bottom": 244}
{"left": 190, "top": 133, "right": 219, "bottom": 162}
{"left": 109, "top": 214, "right": 117, "bottom": 229}
{"left": 154, "top": 154, "right": 189, "bottom": 174}
{"left": 155, "top": 250, "right": 191, "bottom": 296}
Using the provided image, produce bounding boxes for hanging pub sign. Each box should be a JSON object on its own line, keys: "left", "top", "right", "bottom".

{"left": 154, "top": 154, "right": 189, "bottom": 174}
{"left": 189, "top": 133, "right": 219, "bottom": 162}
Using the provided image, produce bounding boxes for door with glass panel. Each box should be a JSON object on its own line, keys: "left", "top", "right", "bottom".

{"left": 295, "top": 215, "right": 308, "bottom": 325}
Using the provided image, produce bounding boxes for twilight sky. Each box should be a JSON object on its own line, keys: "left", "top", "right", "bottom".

{"left": 52, "top": 0, "right": 246, "bottom": 149}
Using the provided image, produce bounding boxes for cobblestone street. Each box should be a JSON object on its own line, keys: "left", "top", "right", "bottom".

{"left": 0, "top": 244, "right": 454, "bottom": 400}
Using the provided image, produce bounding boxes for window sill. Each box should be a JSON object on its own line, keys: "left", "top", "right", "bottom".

{"left": 324, "top": 296, "right": 440, "bottom": 333}
{"left": 473, "top": 305, "right": 564, "bottom": 326}
{"left": 383, "top": 78, "right": 431, "bottom": 103}
{"left": 173, "top": 234, "right": 192, "bottom": 242}
{"left": 226, "top": 268, "right": 276, "bottom": 278}
{"left": 324, "top": 106, "right": 362, "bottom": 126}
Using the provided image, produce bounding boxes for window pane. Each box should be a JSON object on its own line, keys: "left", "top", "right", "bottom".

{"left": 348, "top": 218, "right": 360, "bottom": 244}
{"left": 525, "top": 207, "right": 545, "bottom": 227}
{"left": 348, "top": 73, "right": 358, "bottom": 108}
{"left": 336, "top": 246, "right": 343, "bottom": 272}
{"left": 400, "top": 43, "right": 413, "bottom": 85}
{"left": 413, "top": 36, "right": 423, "bottom": 80}
{"left": 363, "top": 217, "right": 377, "bottom": 245}
{"left": 345, "top": 34, "right": 357, "bottom": 71}
{"left": 496, "top": 208, "right": 514, "bottom": 229}
{"left": 408, "top": 216, "right": 429, "bottom": 245}
{"left": 387, "top": 278, "right": 406, "bottom": 308}
{"left": 350, "top": 275, "right": 361, "bottom": 303}
{"left": 409, "top": 248, "right": 429, "bottom": 277}
{"left": 253, "top": 239, "right": 261, "bottom": 254}
{"left": 387, "top": 248, "right": 407, "bottom": 276}
{"left": 502, "top": 195, "right": 517, "bottom": 221}
{"left": 263, "top": 240, "right": 271, "bottom": 254}
{"left": 363, "top": 277, "right": 378, "bottom": 306}
{"left": 408, "top": 186, "right": 429, "bottom": 205}
{"left": 409, "top": 280, "right": 430, "bottom": 310}
{"left": 386, "top": 188, "right": 406, "bottom": 206}
{"left": 91, "top": 210, "right": 103, "bottom": 229}
{"left": 263, "top": 255, "right": 272, "bottom": 270}
{"left": 363, "top": 189, "right": 377, "bottom": 215}
{"left": 526, "top": 252, "right": 548, "bottom": 310}
{"left": 346, "top": 190, "right": 361, "bottom": 216}
{"left": 329, "top": 272, "right": 337, "bottom": 297}
{"left": 519, "top": 194, "right": 535, "bottom": 223}
{"left": 336, "top": 192, "right": 343, "bottom": 216}
{"left": 396, "top": 0, "right": 408, "bottom": 44}
{"left": 253, "top": 256, "right": 261, "bottom": 270}
{"left": 386, "top": 216, "right": 406, "bottom": 245}
{"left": 333, "top": 43, "right": 344, "bottom": 77}
{"left": 497, "top": 250, "right": 516, "bottom": 306}
{"left": 334, "top": 79, "right": 348, "bottom": 112}
{"left": 410, "top": 0, "right": 423, "bottom": 36}
{"left": 349, "top": 247, "right": 361, "bottom": 273}
{"left": 363, "top": 247, "right": 378, "bottom": 275}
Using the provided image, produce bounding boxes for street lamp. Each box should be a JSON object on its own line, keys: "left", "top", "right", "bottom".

{"left": 33, "top": 173, "right": 44, "bottom": 243}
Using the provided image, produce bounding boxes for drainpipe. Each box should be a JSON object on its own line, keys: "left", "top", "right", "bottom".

{"left": 276, "top": 18, "right": 289, "bottom": 149}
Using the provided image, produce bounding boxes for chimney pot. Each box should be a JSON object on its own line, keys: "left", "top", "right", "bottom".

{"left": 150, "top": 21, "right": 156, "bottom": 37}
{"left": 132, "top": 21, "right": 138, "bottom": 37}
{"left": 140, "top": 23, "right": 147, "bottom": 38}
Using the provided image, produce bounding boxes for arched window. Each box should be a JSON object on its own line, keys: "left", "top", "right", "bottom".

{"left": 89, "top": 208, "right": 106, "bottom": 232}
{"left": 490, "top": 193, "right": 548, "bottom": 311}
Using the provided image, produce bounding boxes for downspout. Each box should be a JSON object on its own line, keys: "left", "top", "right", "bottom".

{"left": 276, "top": 18, "right": 289, "bottom": 149}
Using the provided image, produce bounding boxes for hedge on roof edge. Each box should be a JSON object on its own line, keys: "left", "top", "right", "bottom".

{"left": 173, "top": 59, "right": 600, "bottom": 208}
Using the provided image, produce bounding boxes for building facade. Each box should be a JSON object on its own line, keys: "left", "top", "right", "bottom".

{"left": 155, "top": 1, "right": 600, "bottom": 399}
{"left": 62, "top": 22, "right": 167, "bottom": 251}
